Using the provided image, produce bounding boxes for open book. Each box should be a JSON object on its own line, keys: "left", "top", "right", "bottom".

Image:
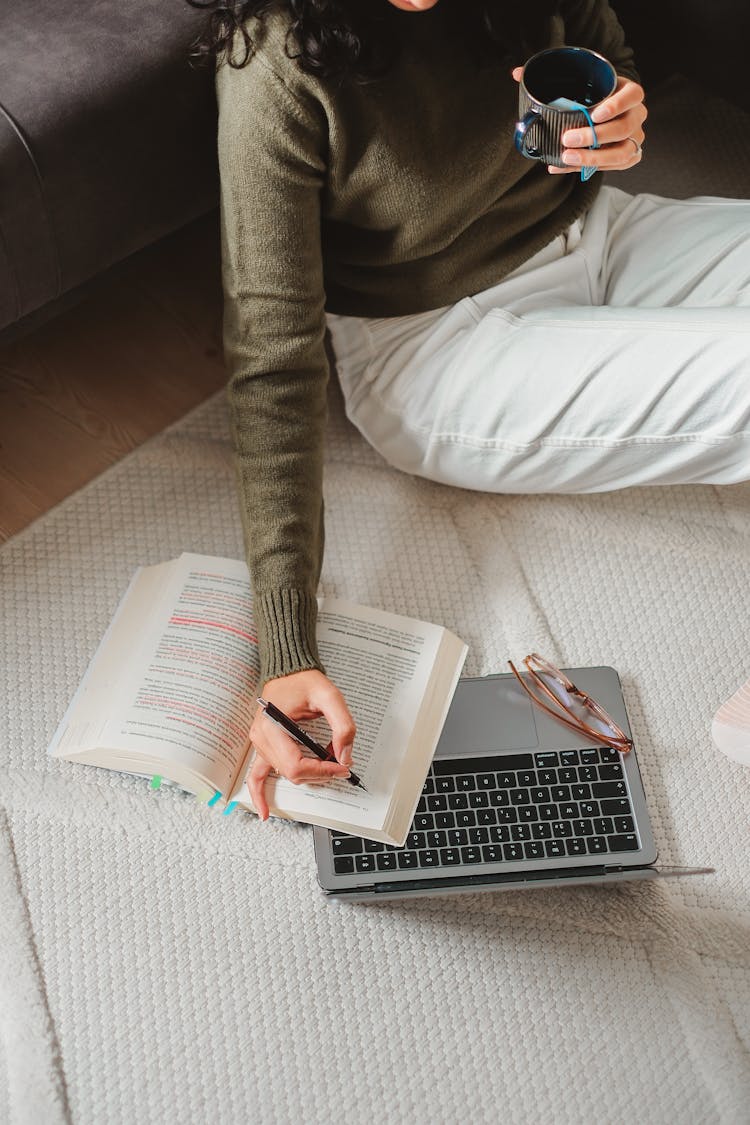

{"left": 49, "top": 553, "right": 467, "bottom": 845}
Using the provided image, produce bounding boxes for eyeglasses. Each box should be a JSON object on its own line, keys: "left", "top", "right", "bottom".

{"left": 507, "top": 653, "right": 633, "bottom": 754}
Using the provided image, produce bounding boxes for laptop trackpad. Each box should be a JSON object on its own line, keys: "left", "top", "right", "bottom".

{"left": 434, "top": 676, "right": 539, "bottom": 758}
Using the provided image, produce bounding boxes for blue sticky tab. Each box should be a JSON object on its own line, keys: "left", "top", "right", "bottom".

{"left": 222, "top": 801, "right": 238, "bottom": 817}
{"left": 551, "top": 97, "right": 599, "bottom": 181}
{"left": 207, "top": 791, "right": 222, "bottom": 808}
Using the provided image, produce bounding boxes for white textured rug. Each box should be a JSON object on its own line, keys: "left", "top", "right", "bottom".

{"left": 2, "top": 380, "right": 749, "bottom": 1125}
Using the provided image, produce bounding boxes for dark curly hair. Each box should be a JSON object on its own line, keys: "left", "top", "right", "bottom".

{"left": 185, "top": 0, "right": 560, "bottom": 83}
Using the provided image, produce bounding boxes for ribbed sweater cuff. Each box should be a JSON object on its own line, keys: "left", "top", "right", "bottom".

{"left": 256, "top": 589, "right": 323, "bottom": 684}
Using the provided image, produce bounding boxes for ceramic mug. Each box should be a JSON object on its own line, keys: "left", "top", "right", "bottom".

{"left": 514, "top": 46, "right": 618, "bottom": 169}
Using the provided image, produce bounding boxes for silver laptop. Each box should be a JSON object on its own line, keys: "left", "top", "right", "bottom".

{"left": 314, "top": 666, "right": 712, "bottom": 900}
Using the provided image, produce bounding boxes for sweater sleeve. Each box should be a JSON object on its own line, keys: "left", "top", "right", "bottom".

{"left": 559, "top": 0, "right": 640, "bottom": 83}
{"left": 216, "top": 49, "right": 329, "bottom": 684}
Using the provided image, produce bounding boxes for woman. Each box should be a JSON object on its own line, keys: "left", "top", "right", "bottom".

{"left": 191, "top": 0, "right": 749, "bottom": 817}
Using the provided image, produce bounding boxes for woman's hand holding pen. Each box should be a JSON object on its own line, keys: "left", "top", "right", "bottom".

{"left": 247, "top": 669, "right": 356, "bottom": 820}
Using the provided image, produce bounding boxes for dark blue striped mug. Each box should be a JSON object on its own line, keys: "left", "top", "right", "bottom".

{"left": 515, "top": 47, "right": 618, "bottom": 169}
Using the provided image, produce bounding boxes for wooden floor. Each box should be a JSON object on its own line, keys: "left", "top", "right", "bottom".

{"left": 0, "top": 213, "right": 226, "bottom": 543}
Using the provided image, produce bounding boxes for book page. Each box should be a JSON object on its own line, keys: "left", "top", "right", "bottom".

{"left": 238, "top": 600, "right": 451, "bottom": 838}
{"left": 54, "top": 554, "right": 259, "bottom": 796}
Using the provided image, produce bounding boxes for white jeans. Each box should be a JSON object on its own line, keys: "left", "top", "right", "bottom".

{"left": 326, "top": 187, "right": 750, "bottom": 492}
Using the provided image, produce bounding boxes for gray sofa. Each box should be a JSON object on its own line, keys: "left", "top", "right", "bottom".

{"left": 1, "top": 1, "right": 748, "bottom": 342}
{"left": 0, "top": 1, "right": 216, "bottom": 338}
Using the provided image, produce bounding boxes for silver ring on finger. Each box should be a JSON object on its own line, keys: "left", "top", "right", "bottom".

{"left": 626, "top": 136, "right": 643, "bottom": 158}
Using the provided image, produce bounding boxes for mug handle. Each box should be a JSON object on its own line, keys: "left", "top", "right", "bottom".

{"left": 514, "top": 109, "right": 542, "bottom": 158}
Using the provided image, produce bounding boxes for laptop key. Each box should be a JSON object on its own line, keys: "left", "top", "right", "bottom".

{"left": 614, "top": 816, "right": 635, "bottom": 833}
{"left": 551, "top": 822, "right": 573, "bottom": 838}
{"left": 397, "top": 851, "right": 419, "bottom": 869}
{"left": 578, "top": 766, "right": 597, "bottom": 783}
{"left": 566, "top": 838, "right": 587, "bottom": 856}
{"left": 538, "top": 769, "right": 556, "bottom": 786}
{"left": 490, "top": 791, "right": 510, "bottom": 807}
{"left": 592, "top": 781, "right": 627, "bottom": 798}
{"left": 334, "top": 857, "right": 355, "bottom": 874}
{"left": 414, "top": 813, "right": 434, "bottom": 831}
{"left": 364, "top": 840, "right": 384, "bottom": 852}
{"left": 511, "top": 824, "right": 531, "bottom": 842}
{"left": 518, "top": 806, "right": 536, "bottom": 822}
{"left": 356, "top": 855, "right": 377, "bottom": 872}
{"left": 601, "top": 798, "right": 631, "bottom": 815}
{"left": 496, "top": 807, "right": 518, "bottom": 824}
{"left": 457, "top": 776, "right": 474, "bottom": 791}
{"left": 537, "top": 804, "right": 559, "bottom": 820}
{"left": 427, "top": 794, "right": 448, "bottom": 812}
{"left": 558, "top": 768, "right": 576, "bottom": 784}
{"left": 579, "top": 800, "right": 599, "bottom": 817}
{"left": 571, "top": 784, "right": 592, "bottom": 801}
{"left": 599, "top": 747, "right": 620, "bottom": 763}
{"left": 456, "top": 811, "right": 477, "bottom": 828}
{"left": 545, "top": 840, "right": 565, "bottom": 858}
{"left": 448, "top": 829, "right": 469, "bottom": 847}
{"left": 559, "top": 803, "right": 578, "bottom": 819}
{"left": 498, "top": 772, "right": 516, "bottom": 788}
{"left": 332, "top": 836, "right": 360, "bottom": 855}
{"left": 448, "top": 793, "right": 469, "bottom": 810}
{"left": 482, "top": 845, "right": 503, "bottom": 862}
{"left": 535, "top": 752, "right": 559, "bottom": 768}
{"left": 427, "top": 831, "right": 447, "bottom": 849}
{"left": 531, "top": 787, "right": 551, "bottom": 804}
{"left": 422, "top": 777, "right": 435, "bottom": 795}
{"left": 435, "top": 812, "right": 455, "bottom": 830}
{"left": 551, "top": 785, "right": 571, "bottom": 802}
{"left": 510, "top": 788, "right": 531, "bottom": 805}
{"left": 587, "top": 836, "right": 607, "bottom": 854}
{"left": 532, "top": 823, "right": 552, "bottom": 840}
{"left": 503, "top": 843, "right": 524, "bottom": 861}
{"left": 407, "top": 831, "right": 425, "bottom": 850}
{"left": 469, "top": 792, "right": 489, "bottom": 808}
{"left": 560, "top": 750, "right": 580, "bottom": 766}
{"left": 468, "top": 827, "right": 489, "bottom": 845}
{"left": 609, "top": 834, "right": 639, "bottom": 852}
{"left": 599, "top": 763, "right": 624, "bottom": 780}
{"left": 461, "top": 847, "right": 482, "bottom": 864}
{"left": 477, "top": 809, "right": 496, "bottom": 826}
{"left": 435, "top": 776, "right": 455, "bottom": 793}
{"left": 476, "top": 773, "right": 496, "bottom": 789}
{"left": 419, "top": 850, "right": 440, "bottom": 867}
{"left": 517, "top": 770, "right": 535, "bottom": 786}
{"left": 594, "top": 817, "right": 615, "bottom": 835}
{"left": 573, "top": 819, "right": 594, "bottom": 836}
{"left": 524, "top": 841, "right": 545, "bottom": 860}
{"left": 580, "top": 749, "right": 599, "bottom": 765}
{"left": 490, "top": 825, "right": 511, "bottom": 844}
{"left": 440, "top": 848, "right": 462, "bottom": 865}
{"left": 376, "top": 853, "right": 398, "bottom": 871}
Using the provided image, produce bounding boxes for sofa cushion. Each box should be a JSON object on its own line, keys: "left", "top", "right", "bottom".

{"left": 0, "top": 0, "right": 218, "bottom": 332}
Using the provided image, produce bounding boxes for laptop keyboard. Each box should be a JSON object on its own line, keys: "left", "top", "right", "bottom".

{"left": 330, "top": 747, "right": 640, "bottom": 875}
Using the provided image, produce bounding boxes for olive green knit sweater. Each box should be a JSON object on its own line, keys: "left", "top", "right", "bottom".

{"left": 216, "top": 1, "right": 637, "bottom": 683}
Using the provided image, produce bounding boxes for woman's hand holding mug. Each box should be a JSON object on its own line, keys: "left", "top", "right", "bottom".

{"left": 512, "top": 47, "right": 647, "bottom": 176}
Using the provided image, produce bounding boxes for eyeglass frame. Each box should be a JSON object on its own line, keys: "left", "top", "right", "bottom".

{"left": 507, "top": 652, "right": 633, "bottom": 753}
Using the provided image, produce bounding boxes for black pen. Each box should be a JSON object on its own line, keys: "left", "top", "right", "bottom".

{"left": 256, "top": 698, "right": 367, "bottom": 792}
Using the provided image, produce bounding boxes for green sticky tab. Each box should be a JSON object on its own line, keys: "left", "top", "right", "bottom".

{"left": 150, "top": 776, "right": 162, "bottom": 790}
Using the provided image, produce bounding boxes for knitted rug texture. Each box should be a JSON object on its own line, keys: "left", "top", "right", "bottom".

{"left": 1, "top": 375, "right": 749, "bottom": 1124}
